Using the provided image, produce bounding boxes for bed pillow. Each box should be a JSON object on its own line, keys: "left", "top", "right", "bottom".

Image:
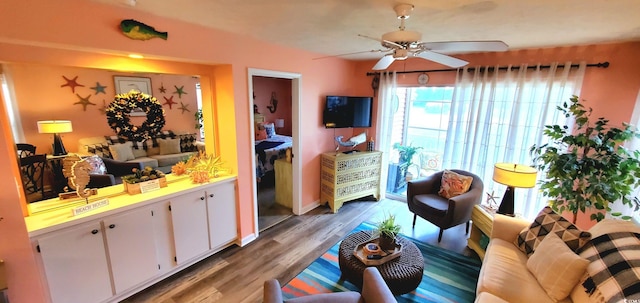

{"left": 438, "top": 170, "right": 473, "bottom": 199}
{"left": 263, "top": 122, "right": 276, "bottom": 138}
{"left": 108, "top": 142, "right": 135, "bottom": 161}
{"left": 527, "top": 233, "right": 589, "bottom": 301}
{"left": 157, "top": 138, "right": 181, "bottom": 155}
{"left": 515, "top": 206, "right": 591, "bottom": 257}
{"left": 255, "top": 129, "right": 268, "bottom": 140}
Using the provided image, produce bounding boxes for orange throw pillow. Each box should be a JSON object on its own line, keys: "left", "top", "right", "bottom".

{"left": 438, "top": 170, "right": 473, "bottom": 199}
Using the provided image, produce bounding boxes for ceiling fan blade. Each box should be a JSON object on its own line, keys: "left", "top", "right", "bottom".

{"left": 419, "top": 41, "right": 508, "bottom": 52}
{"left": 416, "top": 51, "right": 469, "bottom": 68}
{"left": 372, "top": 55, "right": 396, "bottom": 70}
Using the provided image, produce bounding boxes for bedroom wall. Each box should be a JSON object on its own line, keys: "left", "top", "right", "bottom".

{"left": 7, "top": 63, "right": 200, "bottom": 154}
{"left": 253, "top": 76, "right": 292, "bottom": 136}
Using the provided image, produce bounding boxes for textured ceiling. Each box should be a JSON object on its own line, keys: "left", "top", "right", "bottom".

{"left": 94, "top": 0, "right": 640, "bottom": 60}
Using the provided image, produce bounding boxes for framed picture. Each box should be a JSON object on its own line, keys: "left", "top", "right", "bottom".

{"left": 113, "top": 76, "right": 152, "bottom": 95}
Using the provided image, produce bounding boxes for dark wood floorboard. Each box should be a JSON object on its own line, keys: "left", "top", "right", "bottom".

{"left": 122, "top": 198, "right": 479, "bottom": 303}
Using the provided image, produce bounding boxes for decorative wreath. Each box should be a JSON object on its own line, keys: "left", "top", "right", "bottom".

{"left": 106, "top": 90, "right": 165, "bottom": 141}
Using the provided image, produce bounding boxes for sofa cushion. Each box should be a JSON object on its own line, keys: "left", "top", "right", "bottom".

{"left": 515, "top": 206, "right": 591, "bottom": 257}
{"left": 178, "top": 133, "right": 199, "bottom": 152}
{"left": 438, "top": 169, "right": 473, "bottom": 199}
{"left": 149, "top": 152, "right": 193, "bottom": 168}
{"left": 127, "top": 157, "right": 158, "bottom": 169}
{"left": 527, "top": 233, "right": 589, "bottom": 302}
{"left": 109, "top": 142, "right": 135, "bottom": 161}
{"left": 478, "top": 238, "right": 563, "bottom": 303}
{"left": 474, "top": 292, "right": 510, "bottom": 303}
{"left": 157, "top": 138, "right": 181, "bottom": 155}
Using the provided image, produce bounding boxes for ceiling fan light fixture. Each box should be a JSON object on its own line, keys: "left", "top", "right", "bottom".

{"left": 393, "top": 49, "right": 409, "bottom": 60}
{"left": 381, "top": 30, "right": 422, "bottom": 44}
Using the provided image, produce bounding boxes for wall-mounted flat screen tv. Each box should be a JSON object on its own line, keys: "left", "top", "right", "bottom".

{"left": 323, "top": 96, "right": 373, "bottom": 128}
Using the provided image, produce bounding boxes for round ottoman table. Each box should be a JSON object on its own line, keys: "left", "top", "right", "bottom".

{"left": 338, "top": 230, "right": 424, "bottom": 295}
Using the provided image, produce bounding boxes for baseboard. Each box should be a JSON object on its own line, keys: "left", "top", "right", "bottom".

{"left": 298, "top": 199, "right": 321, "bottom": 215}
{"left": 240, "top": 233, "right": 257, "bottom": 246}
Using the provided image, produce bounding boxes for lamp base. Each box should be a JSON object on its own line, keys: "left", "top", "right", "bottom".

{"left": 52, "top": 133, "right": 67, "bottom": 156}
{"left": 497, "top": 186, "right": 515, "bottom": 216}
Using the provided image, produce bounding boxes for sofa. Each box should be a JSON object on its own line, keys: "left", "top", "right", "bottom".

{"left": 475, "top": 212, "right": 640, "bottom": 303}
{"left": 78, "top": 132, "right": 201, "bottom": 182}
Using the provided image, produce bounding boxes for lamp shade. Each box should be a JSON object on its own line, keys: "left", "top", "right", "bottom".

{"left": 275, "top": 119, "right": 285, "bottom": 128}
{"left": 37, "top": 120, "right": 73, "bottom": 134}
{"left": 493, "top": 163, "right": 537, "bottom": 188}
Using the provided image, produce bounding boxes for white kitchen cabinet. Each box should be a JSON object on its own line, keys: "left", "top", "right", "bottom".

{"left": 206, "top": 181, "right": 237, "bottom": 250}
{"left": 103, "top": 205, "right": 160, "bottom": 293}
{"left": 169, "top": 189, "right": 210, "bottom": 264}
{"left": 38, "top": 222, "right": 113, "bottom": 303}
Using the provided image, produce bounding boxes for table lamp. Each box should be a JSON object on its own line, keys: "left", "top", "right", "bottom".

{"left": 492, "top": 163, "right": 537, "bottom": 216}
{"left": 37, "top": 120, "right": 73, "bottom": 156}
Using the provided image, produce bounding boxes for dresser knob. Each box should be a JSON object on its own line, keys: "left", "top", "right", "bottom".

{"left": 209, "top": 194, "right": 214, "bottom": 198}
{"left": 91, "top": 229, "right": 99, "bottom": 235}
{"left": 109, "top": 224, "right": 116, "bottom": 229}
{"left": 200, "top": 196, "right": 205, "bottom": 200}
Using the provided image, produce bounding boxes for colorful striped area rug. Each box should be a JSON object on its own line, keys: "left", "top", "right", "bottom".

{"left": 282, "top": 222, "right": 482, "bottom": 302}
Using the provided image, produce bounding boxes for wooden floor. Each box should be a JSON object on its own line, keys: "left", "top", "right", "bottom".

{"left": 122, "top": 198, "right": 479, "bottom": 303}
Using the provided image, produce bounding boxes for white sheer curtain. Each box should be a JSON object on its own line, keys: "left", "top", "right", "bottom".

{"left": 375, "top": 71, "right": 397, "bottom": 199}
{"left": 441, "top": 62, "right": 586, "bottom": 219}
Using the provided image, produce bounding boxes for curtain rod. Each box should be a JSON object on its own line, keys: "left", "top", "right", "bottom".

{"left": 365, "top": 61, "right": 609, "bottom": 76}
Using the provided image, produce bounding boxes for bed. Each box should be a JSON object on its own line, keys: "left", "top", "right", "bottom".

{"left": 255, "top": 134, "right": 292, "bottom": 181}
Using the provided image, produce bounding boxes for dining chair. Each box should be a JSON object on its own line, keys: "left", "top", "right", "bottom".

{"left": 20, "top": 154, "right": 48, "bottom": 203}
{"left": 16, "top": 143, "right": 36, "bottom": 158}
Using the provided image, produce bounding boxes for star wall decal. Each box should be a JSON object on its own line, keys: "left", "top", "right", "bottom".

{"left": 60, "top": 75, "right": 85, "bottom": 93}
{"left": 178, "top": 102, "right": 190, "bottom": 114}
{"left": 159, "top": 83, "right": 167, "bottom": 94}
{"left": 173, "top": 85, "right": 187, "bottom": 98}
{"left": 163, "top": 95, "right": 177, "bottom": 109}
{"left": 90, "top": 82, "right": 107, "bottom": 95}
{"left": 74, "top": 93, "right": 96, "bottom": 111}
{"left": 98, "top": 99, "right": 108, "bottom": 115}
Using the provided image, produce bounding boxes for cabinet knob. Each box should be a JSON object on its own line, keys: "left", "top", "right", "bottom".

{"left": 109, "top": 224, "right": 116, "bottom": 229}
{"left": 209, "top": 194, "right": 214, "bottom": 198}
{"left": 200, "top": 196, "right": 205, "bottom": 200}
{"left": 91, "top": 229, "right": 99, "bottom": 235}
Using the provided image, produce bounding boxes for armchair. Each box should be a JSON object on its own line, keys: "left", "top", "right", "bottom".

{"left": 263, "top": 267, "right": 397, "bottom": 303}
{"left": 407, "top": 169, "right": 483, "bottom": 242}
{"left": 86, "top": 157, "right": 144, "bottom": 188}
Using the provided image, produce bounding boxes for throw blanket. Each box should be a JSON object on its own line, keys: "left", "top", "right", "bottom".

{"left": 255, "top": 141, "right": 284, "bottom": 152}
{"left": 578, "top": 232, "right": 640, "bottom": 303}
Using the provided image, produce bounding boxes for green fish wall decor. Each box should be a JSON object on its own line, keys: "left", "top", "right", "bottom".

{"left": 120, "top": 19, "right": 168, "bottom": 41}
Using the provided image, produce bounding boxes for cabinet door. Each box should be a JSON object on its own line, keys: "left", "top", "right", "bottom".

{"left": 38, "top": 222, "right": 112, "bottom": 303}
{"left": 206, "top": 182, "right": 238, "bottom": 249}
{"left": 103, "top": 206, "right": 159, "bottom": 293}
{"left": 170, "top": 190, "right": 210, "bottom": 263}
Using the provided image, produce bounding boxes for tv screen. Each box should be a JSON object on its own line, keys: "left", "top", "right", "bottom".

{"left": 323, "top": 96, "right": 373, "bottom": 128}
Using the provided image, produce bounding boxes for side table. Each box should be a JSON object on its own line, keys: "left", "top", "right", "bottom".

{"left": 468, "top": 205, "right": 495, "bottom": 260}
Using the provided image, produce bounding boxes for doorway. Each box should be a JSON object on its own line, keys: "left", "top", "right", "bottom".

{"left": 248, "top": 69, "right": 302, "bottom": 233}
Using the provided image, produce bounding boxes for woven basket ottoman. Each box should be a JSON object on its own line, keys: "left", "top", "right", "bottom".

{"left": 338, "top": 230, "right": 424, "bottom": 294}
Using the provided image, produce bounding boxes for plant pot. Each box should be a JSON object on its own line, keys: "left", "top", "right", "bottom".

{"left": 378, "top": 234, "right": 396, "bottom": 251}
{"left": 123, "top": 176, "right": 167, "bottom": 195}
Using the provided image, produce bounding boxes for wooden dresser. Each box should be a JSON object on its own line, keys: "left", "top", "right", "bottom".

{"left": 320, "top": 151, "right": 382, "bottom": 213}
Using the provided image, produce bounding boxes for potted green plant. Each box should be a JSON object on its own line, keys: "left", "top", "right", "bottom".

{"left": 373, "top": 214, "right": 401, "bottom": 250}
{"left": 530, "top": 95, "right": 640, "bottom": 223}
{"left": 194, "top": 109, "right": 204, "bottom": 130}
{"left": 393, "top": 143, "right": 422, "bottom": 167}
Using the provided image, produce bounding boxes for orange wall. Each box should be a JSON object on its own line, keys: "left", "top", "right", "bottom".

{"left": 356, "top": 41, "right": 640, "bottom": 229}
{"left": 253, "top": 76, "right": 293, "bottom": 136}
{"left": 8, "top": 63, "right": 200, "bottom": 154}
{"left": 0, "top": 0, "right": 359, "bottom": 302}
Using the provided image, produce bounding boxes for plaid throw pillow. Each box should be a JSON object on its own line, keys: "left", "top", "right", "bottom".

{"left": 179, "top": 133, "right": 198, "bottom": 152}
{"left": 104, "top": 135, "right": 127, "bottom": 145}
{"left": 86, "top": 143, "right": 112, "bottom": 159}
{"left": 515, "top": 206, "right": 591, "bottom": 257}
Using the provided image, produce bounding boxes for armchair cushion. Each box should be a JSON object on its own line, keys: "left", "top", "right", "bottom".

{"left": 438, "top": 169, "right": 473, "bottom": 199}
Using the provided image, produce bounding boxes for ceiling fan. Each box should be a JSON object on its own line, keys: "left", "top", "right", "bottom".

{"left": 361, "top": 3, "right": 508, "bottom": 70}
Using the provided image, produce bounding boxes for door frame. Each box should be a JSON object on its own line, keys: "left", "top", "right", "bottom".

{"left": 247, "top": 68, "right": 302, "bottom": 235}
